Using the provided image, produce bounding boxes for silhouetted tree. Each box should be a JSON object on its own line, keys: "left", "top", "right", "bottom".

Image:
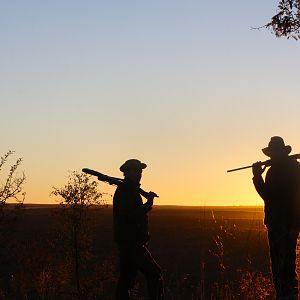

{"left": 0, "top": 150, "right": 25, "bottom": 208}
{"left": 0, "top": 150, "right": 25, "bottom": 246}
{"left": 259, "top": 0, "right": 300, "bottom": 39}
{"left": 268, "top": 0, "right": 300, "bottom": 39}
{"left": 0, "top": 151, "right": 25, "bottom": 296}
{"left": 52, "top": 171, "right": 105, "bottom": 299}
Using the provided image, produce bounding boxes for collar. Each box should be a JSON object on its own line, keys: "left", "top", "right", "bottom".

{"left": 123, "top": 178, "right": 141, "bottom": 188}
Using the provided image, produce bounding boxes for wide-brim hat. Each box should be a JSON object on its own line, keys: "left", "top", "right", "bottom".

{"left": 262, "top": 136, "right": 292, "bottom": 157}
{"left": 120, "top": 159, "right": 147, "bottom": 172}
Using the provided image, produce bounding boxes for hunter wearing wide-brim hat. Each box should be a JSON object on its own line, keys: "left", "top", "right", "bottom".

{"left": 113, "top": 159, "right": 163, "bottom": 300}
{"left": 252, "top": 136, "right": 300, "bottom": 300}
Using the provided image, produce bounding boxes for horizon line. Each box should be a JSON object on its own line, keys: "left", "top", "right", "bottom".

{"left": 15, "top": 203, "right": 264, "bottom": 208}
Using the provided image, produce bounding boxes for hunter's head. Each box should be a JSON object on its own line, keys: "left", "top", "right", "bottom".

{"left": 262, "top": 136, "right": 291, "bottom": 160}
{"left": 120, "top": 159, "right": 147, "bottom": 183}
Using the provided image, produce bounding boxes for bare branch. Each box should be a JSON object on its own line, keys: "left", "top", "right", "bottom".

{"left": 0, "top": 151, "right": 26, "bottom": 206}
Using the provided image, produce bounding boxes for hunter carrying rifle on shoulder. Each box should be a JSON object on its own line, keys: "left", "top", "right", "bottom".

{"left": 251, "top": 137, "right": 300, "bottom": 300}
{"left": 113, "top": 159, "right": 164, "bottom": 300}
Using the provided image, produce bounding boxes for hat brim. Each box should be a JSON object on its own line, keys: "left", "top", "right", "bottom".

{"left": 262, "top": 145, "right": 292, "bottom": 157}
{"left": 138, "top": 163, "right": 147, "bottom": 170}
{"left": 120, "top": 162, "right": 147, "bottom": 172}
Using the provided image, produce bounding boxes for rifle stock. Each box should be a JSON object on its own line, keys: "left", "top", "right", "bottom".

{"left": 82, "top": 168, "right": 123, "bottom": 185}
{"left": 82, "top": 168, "right": 159, "bottom": 199}
{"left": 227, "top": 153, "right": 300, "bottom": 173}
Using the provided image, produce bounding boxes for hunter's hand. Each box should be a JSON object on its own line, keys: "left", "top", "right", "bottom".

{"left": 252, "top": 162, "right": 266, "bottom": 177}
{"left": 146, "top": 191, "right": 158, "bottom": 202}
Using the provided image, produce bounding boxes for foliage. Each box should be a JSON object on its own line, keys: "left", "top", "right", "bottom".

{"left": 268, "top": 0, "right": 300, "bottom": 39}
{"left": 0, "top": 152, "right": 25, "bottom": 297}
{"left": 52, "top": 170, "right": 104, "bottom": 207}
{"left": 0, "top": 150, "right": 25, "bottom": 207}
{"left": 52, "top": 171, "right": 106, "bottom": 299}
{"left": 238, "top": 270, "right": 273, "bottom": 300}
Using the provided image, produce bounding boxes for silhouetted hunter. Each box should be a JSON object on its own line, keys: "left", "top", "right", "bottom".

{"left": 252, "top": 137, "right": 300, "bottom": 300}
{"left": 113, "top": 159, "right": 164, "bottom": 300}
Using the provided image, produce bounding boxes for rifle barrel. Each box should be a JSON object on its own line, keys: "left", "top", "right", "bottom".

{"left": 82, "top": 168, "right": 159, "bottom": 198}
{"left": 227, "top": 165, "right": 253, "bottom": 173}
{"left": 226, "top": 153, "right": 300, "bottom": 173}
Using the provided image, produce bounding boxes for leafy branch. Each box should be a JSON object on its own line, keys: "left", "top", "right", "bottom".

{"left": 252, "top": 0, "right": 300, "bottom": 40}
{"left": 0, "top": 151, "right": 26, "bottom": 206}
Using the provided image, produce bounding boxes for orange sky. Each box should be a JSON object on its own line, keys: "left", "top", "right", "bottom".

{"left": 1, "top": 1, "right": 300, "bottom": 206}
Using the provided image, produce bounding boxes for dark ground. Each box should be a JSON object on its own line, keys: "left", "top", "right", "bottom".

{"left": 9, "top": 205, "right": 274, "bottom": 299}
{"left": 0, "top": 205, "right": 273, "bottom": 300}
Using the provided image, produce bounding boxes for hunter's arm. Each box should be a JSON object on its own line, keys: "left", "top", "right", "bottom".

{"left": 252, "top": 175, "right": 267, "bottom": 201}
{"left": 113, "top": 187, "right": 152, "bottom": 219}
{"left": 252, "top": 162, "right": 268, "bottom": 202}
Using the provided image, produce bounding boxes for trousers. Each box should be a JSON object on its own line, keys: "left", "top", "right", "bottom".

{"left": 116, "top": 244, "right": 164, "bottom": 300}
{"left": 267, "top": 227, "right": 299, "bottom": 299}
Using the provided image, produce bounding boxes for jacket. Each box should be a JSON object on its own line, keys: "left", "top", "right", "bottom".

{"left": 113, "top": 179, "right": 152, "bottom": 247}
{"left": 253, "top": 157, "right": 300, "bottom": 228}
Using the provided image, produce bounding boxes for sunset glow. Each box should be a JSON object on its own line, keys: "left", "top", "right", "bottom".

{"left": 1, "top": 1, "right": 300, "bottom": 206}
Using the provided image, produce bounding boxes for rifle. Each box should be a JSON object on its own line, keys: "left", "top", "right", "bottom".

{"left": 82, "top": 168, "right": 159, "bottom": 199}
{"left": 227, "top": 153, "right": 300, "bottom": 173}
